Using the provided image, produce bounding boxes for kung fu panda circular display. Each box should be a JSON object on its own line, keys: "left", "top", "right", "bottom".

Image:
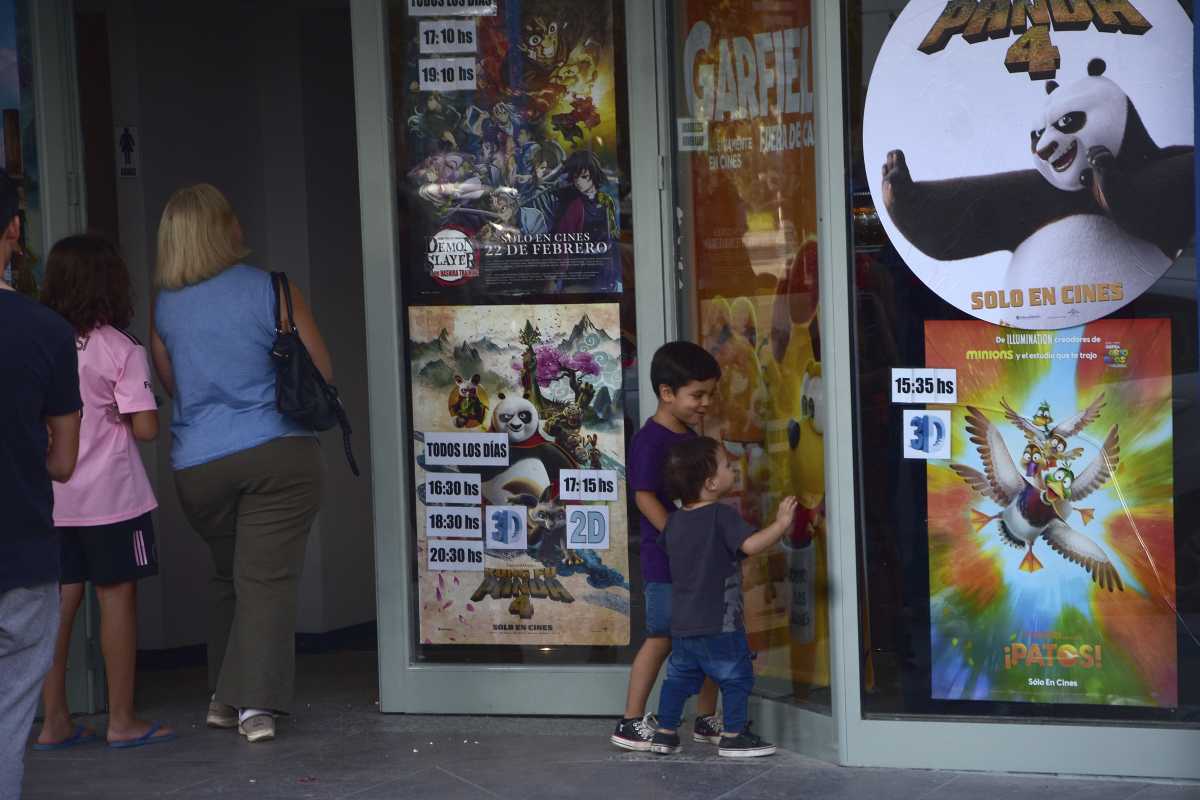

{"left": 863, "top": 0, "right": 1194, "bottom": 329}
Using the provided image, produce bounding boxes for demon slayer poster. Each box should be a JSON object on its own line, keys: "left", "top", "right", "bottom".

{"left": 864, "top": 1, "right": 1194, "bottom": 329}
{"left": 675, "top": 0, "right": 828, "bottom": 697}
{"left": 925, "top": 318, "right": 1178, "bottom": 706}
{"left": 398, "top": 1, "right": 623, "bottom": 298}
{"left": 410, "top": 303, "right": 630, "bottom": 645}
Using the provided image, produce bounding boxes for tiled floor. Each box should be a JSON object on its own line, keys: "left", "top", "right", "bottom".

{"left": 21, "top": 652, "right": 1200, "bottom": 799}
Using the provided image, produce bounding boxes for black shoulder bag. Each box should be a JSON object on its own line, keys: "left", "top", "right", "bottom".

{"left": 270, "top": 271, "right": 359, "bottom": 476}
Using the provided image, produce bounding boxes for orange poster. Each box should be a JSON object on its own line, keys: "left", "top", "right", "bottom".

{"left": 674, "top": 0, "right": 828, "bottom": 698}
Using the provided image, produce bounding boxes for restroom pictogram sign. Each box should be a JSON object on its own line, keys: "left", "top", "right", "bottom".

{"left": 116, "top": 126, "right": 139, "bottom": 178}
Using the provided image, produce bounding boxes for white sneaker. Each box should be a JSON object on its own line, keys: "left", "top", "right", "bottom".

{"left": 206, "top": 700, "right": 238, "bottom": 729}
{"left": 610, "top": 713, "right": 658, "bottom": 752}
{"left": 238, "top": 714, "right": 275, "bottom": 743}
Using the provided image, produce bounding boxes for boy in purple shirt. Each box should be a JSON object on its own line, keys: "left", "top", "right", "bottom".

{"left": 610, "top": 342, "right": 722, "bottom": 751}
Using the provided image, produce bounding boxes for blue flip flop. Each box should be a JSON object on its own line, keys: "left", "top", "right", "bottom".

{"left": 32, "top": 725, "right": 100, "bottom": 751}
{"left": 107, "top": 722, "right": 177, "bottom": 749}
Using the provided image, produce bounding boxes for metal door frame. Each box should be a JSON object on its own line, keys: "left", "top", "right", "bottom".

{"left": 29, "top": 0, "right": 107, "bottom": 715}
{"left": 351, "top": 0, "right": 676, "bottom": 715}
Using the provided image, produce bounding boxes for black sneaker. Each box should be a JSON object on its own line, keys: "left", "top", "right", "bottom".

{"left": 610, "top": 714, "right": 657, "bottom": 752}
{"left": 693, "top": 714, "right": 723, "bottom": 744}
{"left": 718, "top": 730, "right": 777, "bottom": 758}
{"left": 649, "top": 730, "right": 681, "bottom": 755}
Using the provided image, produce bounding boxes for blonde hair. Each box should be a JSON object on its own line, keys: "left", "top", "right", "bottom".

{"left": 155, "top": 184, "right": 250, "bottom": 289}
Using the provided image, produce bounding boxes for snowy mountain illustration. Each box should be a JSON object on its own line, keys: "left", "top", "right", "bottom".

{"left": 561, "top": 313, "right": 615, "bottom": 352}
{"left": 410, "top": 327, "right": 451, "bottom": 360}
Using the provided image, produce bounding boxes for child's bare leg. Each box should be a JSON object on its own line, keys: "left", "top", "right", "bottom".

{"left": 697, "top": 677, "right": 719, "bottom": 717}
{"left": 623, "top": 636, "right": 671, "bottom": 718}
{"left": 95, "top": 581, "right": 173, "bottom": 743}
{"left": 36, "top": 584, "right": 87, "bottom": 744}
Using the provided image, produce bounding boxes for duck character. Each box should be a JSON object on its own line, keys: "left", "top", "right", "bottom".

{"left": 951, "top": 406, "right": 1124, "bottom": 592}
{"left": 1002, "top": 394, "right": 1104, "bottom": 456}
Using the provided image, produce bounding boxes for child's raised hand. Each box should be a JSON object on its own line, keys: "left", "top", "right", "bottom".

{"left": 775, "top": 496, "right": 798, "bottom": 529}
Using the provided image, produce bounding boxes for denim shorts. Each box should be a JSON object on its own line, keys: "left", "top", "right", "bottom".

{"left": 644, "top": 581, "right": 671, "bottom": 637}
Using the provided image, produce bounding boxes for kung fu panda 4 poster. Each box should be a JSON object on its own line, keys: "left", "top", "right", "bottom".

{"left": 864, "top": 1, "right": 1194, "bottom": 330}
{"left": 409, "top": 303, "right": 631, "bottom": 646}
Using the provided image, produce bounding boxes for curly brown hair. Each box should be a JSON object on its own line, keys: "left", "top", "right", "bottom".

{"left": 42, "top": 234, "right": 134, "bottom": 336}
{"left": 664, "top": 436, "right": 721, "bottom": 506}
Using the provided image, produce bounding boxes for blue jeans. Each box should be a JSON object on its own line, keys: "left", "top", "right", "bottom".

{"left": 656, "top": 631, "right": 754, "bottom": 735}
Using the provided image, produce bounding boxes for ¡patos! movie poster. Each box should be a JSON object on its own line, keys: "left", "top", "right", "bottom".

{"left": 397, "top": 0, "right": 624, "bottom": 299}
{"left": 924, "top": 318, "right": 1177, "bottom": 708}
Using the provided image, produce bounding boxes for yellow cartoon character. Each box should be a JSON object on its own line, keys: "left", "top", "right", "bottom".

{"left": 759, "top": 238, "right": 832, "bottom": 692}
{"left": 706, "top": 296, "right": 765, "bottom": 445}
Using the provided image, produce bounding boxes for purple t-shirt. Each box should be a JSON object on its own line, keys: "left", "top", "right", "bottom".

{"left": 628, "top": 418, "right": 694, "bottom": 583}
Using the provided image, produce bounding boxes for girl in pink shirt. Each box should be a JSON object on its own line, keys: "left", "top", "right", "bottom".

{"left": 34, "top": 236, "right": 175, "bottom": 750}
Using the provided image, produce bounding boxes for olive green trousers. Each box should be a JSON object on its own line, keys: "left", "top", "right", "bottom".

{"left": 175, "top": 436, "right": 322, "bottom": 713}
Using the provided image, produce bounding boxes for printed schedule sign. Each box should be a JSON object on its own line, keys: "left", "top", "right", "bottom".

{"left": 559, "top": 469, "right": 618, "bottom": 501}
{"left": 422, "top": 432, "right": 510, "bottom": 466}
{"left": 419, "top": 20, "right": 477, "bottom": 53}
{"left": 408, "top": 0, "right": 497, "bottom": 16}
{"left": 428, "top": 539, "right": 485, "bottom": 571}
{"left": 425, "top": 506, "right": 483, "bottom": 538}
{"left": 425, "top": 472, "right": 482, "bottom": 504}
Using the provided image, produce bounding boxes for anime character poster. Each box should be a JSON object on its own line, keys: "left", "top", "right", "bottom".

{"left": 675, "top": 0, "right": 828, "bottom": 698}
{"left": 409, "top": 303, "right": 630, "bottom": 646}
{"left": 925, "top": 318, "right": 1178, "bottom": 707}
{"left": 864, "top": 1, "right": 1194, "bottom": 329}
{"left": 398, "top": 1, "right": 623, "bottom": 299}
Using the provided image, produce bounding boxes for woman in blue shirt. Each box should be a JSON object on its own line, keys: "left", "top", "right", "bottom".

{"left": 151, "top": 184, "right": 330, "bottom": 744}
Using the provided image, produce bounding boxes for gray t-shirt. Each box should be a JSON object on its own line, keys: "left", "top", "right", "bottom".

{"left": 658, "top": 503, "right": 754, "bottom": 637}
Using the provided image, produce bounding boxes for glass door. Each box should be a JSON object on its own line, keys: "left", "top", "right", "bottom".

{"left": 664, "top": 0, "right": 837, "bottom": 757}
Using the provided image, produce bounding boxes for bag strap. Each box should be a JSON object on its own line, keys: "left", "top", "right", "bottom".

{"left": 334, "top": 395, "right": 360, "bottom": 477}
{"left": 272, "top": 270, "right": 358, "bottom": 478}
{"left": 271, "top": 271, "right": 297, "bottom": 335}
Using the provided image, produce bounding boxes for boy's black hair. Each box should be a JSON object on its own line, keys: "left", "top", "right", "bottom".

{"left": 650, "top": 340, "right": 720, "bottom": 396}
{"left": 665, "top": 437, "right": 721, "bottom": 505}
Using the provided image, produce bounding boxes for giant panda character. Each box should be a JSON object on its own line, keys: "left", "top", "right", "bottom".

{"left": 881, "top": 59, "right": 1194, "bottom": 293}
{"left": 479, "top": 393, "right": 578, "bottom": 505}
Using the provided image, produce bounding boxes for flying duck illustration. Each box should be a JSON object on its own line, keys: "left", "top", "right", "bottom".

{"left": 951, "top": 406, "right": 1124, "bottom": 592}
{"left": 1000, "top": 394, "right": 1106, "bottom": 466}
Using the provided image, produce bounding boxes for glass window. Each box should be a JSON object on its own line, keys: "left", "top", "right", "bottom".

{"left": 388, "top": 0, "right": 644, "bottom": 665}
{"left": 846, "top": 0, "right": 1199, "bottom": 724}
{"left": 668, "top": 0, "right": 830, "bottom": 712}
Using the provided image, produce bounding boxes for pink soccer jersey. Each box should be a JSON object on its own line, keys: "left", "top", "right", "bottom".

{"left": 52, "top": 325, "right": 158, "bottom": 526}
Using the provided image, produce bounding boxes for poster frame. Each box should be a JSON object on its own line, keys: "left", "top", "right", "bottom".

{"left": 356, "top": 0, "right": 675, "bottom": 715}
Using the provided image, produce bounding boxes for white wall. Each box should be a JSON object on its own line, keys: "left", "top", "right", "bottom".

{"left": 79, "top": 0, "right": 375, "bottom": 648}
